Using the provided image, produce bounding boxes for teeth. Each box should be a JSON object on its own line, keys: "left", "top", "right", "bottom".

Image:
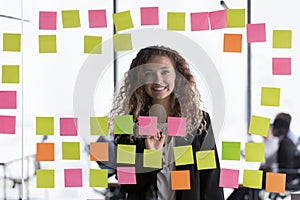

{"left": 153, "top": 87, "right": 165, "bottom": 91}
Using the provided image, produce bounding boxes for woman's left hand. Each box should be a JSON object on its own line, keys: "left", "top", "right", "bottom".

{"left": 145, "top": 131, "right": 165, "bottom": 150}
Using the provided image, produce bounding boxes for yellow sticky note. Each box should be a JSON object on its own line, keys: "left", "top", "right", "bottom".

{"left": 273, "top": 30, "right": 292, "bottom": 48}
{"left": 89, "top": 169, "right": 108, "bottom": 188}
{"left": 36, "top": 117, "right": 54, "bottom": 135}
{"left": 113, "top": 34, "right": 133, "bottom": 52}
{"left": 3, "top": 33, "right": 21, "bottom": 52}
{"left": 196, "top": 150, "right": 216, "bottom": 170}
{"left": 90, "top": 117, "right": 108, "bottom": 135}
{"left": 62, "top": 10, "right": 81, "bottom": 28}
{"left": 243, "top": 170, "right": 263, "bottom": 189}
{"left": 248, "top": 115, "right": 270, "bottom": 137}
{"left": 245, "top": 142, "right": 265, "bottom": 162}
{"left": 226, "top": 9, "right": 246, "bottom": 28}
{"left": 143, "top": 149, "right": 162, "bottom": 168}
{"left": 84, "top": 36, "right": 102, "bottom": 54}
{"left": 167, "top": 12, "right": 185, "bottom": 31}
{"left": 261, "top": 87, "right": 280, "bottom": 107}
{"left": 36, "top": 169, "right": 55, "bottom": 188}
{"left": 117, "top": 144, "right": 136, "bottom": 164}
{"left": 39, "top": 35, "right": 57, "bottom": 53}
{"left": 2, "top": 65, "right": 19, "bottom": 84}
{"left": 114, "top": 115, "right": 133, "bottom": 134}
{"left": 112, "top": 10, "right": 134, "bottom": 32}
{"left": 173, "top": 145, "right": 194, "bottom": 166}
{"left": 62, "top": 142, "right": 80, "bottom": 160}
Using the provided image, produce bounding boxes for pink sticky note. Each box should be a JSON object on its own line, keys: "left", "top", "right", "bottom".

{"left": 140, "top": 7, "right": 159, "bottom": 25}
{"left": 138, "top": 116, "right": 157, "bottom": 136}
{"left": 209, "top": 10, "right": 227, "bottom": 30}
{"left": 88, "top": 10, "right": 107, "bottom": 28}
{"left": 64, "top": 169, "right": 82, "bottom": 187}
{"left": 0, "top": 91, "right": 16, "bottom": 109}
{"left": 117, "top": 167, "right": 136, "bottom": 184}
{"left": 0, "top": 116, "right": 16, "bottom": 134}
{"left": 60, "top": 118, "right": 78, "bottom": 136}
{"left": 190, "top": 12, "right": 209, "bottom": 31}
{"left": 272, "top": 58, "right": 291, "bottom": 75}
{"left": 39, "top": 11, "right": 57, "bottom": 30}
{"left": 219, "top": 168, "right": 239, "bottom": 189}
{"left": 167, "top": 117, "right": 186, "bottom": 137}
{"left": 247, "top": 23, "right": 266, "bottom": 43}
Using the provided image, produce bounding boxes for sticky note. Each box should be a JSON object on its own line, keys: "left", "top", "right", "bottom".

{"left": 117, "top": 144, "right": 136, "bottom": 164}
{"left": 36, "top": 143, "right": 55, "bottom": 161}
{"left": 90, "top": 142, "right": 109, "bottom": 161}
{"left": 265, "top": 172, "right": 286, "bottom": 193}
{"left": 112, "top": 10, "right": 134, "bottom": 32}
{"left": 90, "top": 169, "right": 108, "bottom": 188}
{"left": 113, "top": 34, "right": 133, "bottom": 52}
{"left": 39, "top": 35, "right": 57, "bottom": 53}
{"left": 117, "top": 167, "right": 136, "bottom": 185}
{"left": 88, "top": 10, "right": 107, "bottom": 28}
{"left": 62, "top": 142, "right": 80, "bottom": 160}
{"left": 90, "top": 117, "right": 108, "bottom": 135}
{"left": 190, "top": 12, "right": 209, "bottom": 31}
{"left": 62, "top": 10, "right": 81, "bottom": 28}
{"left": 143, "top": 149, "right": 162, "bottom": 168}
{"left": 2, "top": 65, "right": 19, "bottom": 84}
{"left": 60, "top": 117, "right": 78, "bottom": 136}
{"left": 226, "top": 9, "right": 246, "bottom": 28}
{"left": 0, "top": 115, "right": 16, "bottom": 134}
{"left": 64, "top": 169, "right": 82, "bottom": 187}
{"left": 196, "top": 150, "right": 216, "bottom": 170}
{"left": 167, "top": 12, "right": 185, "bottom": 31}
{"left": 3, "top": 33, "right": 21, "bottom": 52}
{"left": 272, "top": 58, "right": 291, "bottom": 75}
{"left": 219, "top": 168, "right": 239, "bottom": 189}
{"left": 247, "top": 23, "right": 266, "bottom": 43}
{"left": 140, "top": 7, "right": 159, "bottom": 25}
{"left": 245, "top": 142, "right": 265, "bottom": 162}
{"left": 173, "top": 145, "right": 194, "bottom": 166}
{"left": 209, "top": 10, "right": 226, "bottom": 30}
{"left": 84, "top": 35, "right": 102, "bottom": 54}
{"left": 36, "top": 117, "right": 54, "bottom": 135}
{"left": 171, "top": 170, "right": 190, "bottom": 190}
{"left": 39, "top": 11, "right": 57, "bottom": 30}
{"left": 223, "top": 34, "right": 242, "bottom": 53}
{"left": 248, "top": 115, "right": 270, "bottom": 137}
{"left": 261, "top": 87, "right": 280, "bottom": 106}
{"left": 114, "top": 115, "right": 133, "bottom": 134}
{"left": 243, "top": 170, "right": 263, "bottom": 189}
{"left": 167, "top": 117, "right": 186, "bottom": 137}
{"left": 36, "top": 169, "right": 55, "bottom": 188}
{"left": 222, "top": 141, "right": 240, "bottom": 160}
{"left": 0, "top": 91, "right": 16, "bottom": 109}
{"left": 138, "top": 116, "right": 157, "bottom": 136}
{"left": 273, "top": 30, "right": 292, "bottom": 48}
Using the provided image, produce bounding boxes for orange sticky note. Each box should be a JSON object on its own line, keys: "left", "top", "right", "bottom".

{"left": 36, "top": 143, "right": 55, "bottom": 161}
{"left": 90, "top": 142, "right": 109, "bottom": 161}
{"left": 265, "top": 172, "right": 286, "bottom": 193}
{"left": 224, "top": 34, "right": 242, "bottom": 52}
{"left": 171, "top": 170, "right": 190, "bottom": 190}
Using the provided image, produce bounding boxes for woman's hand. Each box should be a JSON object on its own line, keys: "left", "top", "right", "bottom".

{"left": 145, "top": 131, "right": 165, "bottom": 150}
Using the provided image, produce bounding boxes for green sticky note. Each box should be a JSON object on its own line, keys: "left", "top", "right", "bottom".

{"left": 117, "top": 144, "right": 136, "bottom": 164}
{"left": 2, "top": 65, "right": 19, "bottom": 84}
{"left": 62, "top": 10, "right": 81, "bottom": 28}
{"left": 114, "top": 115, "right": 133, "bottom": 134}
{"left": 173, "top": 145, "right": 194, "bottom": 166}
{"left": 261, "top": 87, "right": 280, "bottom": 107}
{"left": 36, "top": 117, "right": 54, "bottom": 135}
{"left": 273, "top": 30, "right": 292, "bottom": 48}
{"left": 39, "top": 35, "right": 57, "bottom": 53}
{"left": 89, "top": 169, "right": 108, "bottom": 188}
{"left": 248, "top": 115, "right": 270, "bottom": 137}
{"left": 62, "top": 142, "right": 80, "bottom": 160}
{"left": 3, "top": 33, "right": 21, "bottom": 52}
{"left": 90, "top": 117, "right": 108, "bottom": 135}
{"left": 243, "top": 170, "right": 263, "bottom": 189}
{"left": 167, "top": 12, "right": 185, "bottom": 31}
{"left": 36, "top": 169, "right": 55, "bottom": 188}
{"left": 143, "top": 149, "right": 162, "bottom": 168}
{"left": 113, "top": 34, "right": 133, "bottom": 52}
{"left": 196, "top": 150, "right": 216, "bottom": 170}
{"left": 222, "top": 141, "right": 241, "bottom": 160}
{"left": 112, "top": 10, "right": 134, "bottom": 32}
{"left": 84, "top": 36, "right": 102, "bottom": 54}
{"left": 226, "top": 9, "right": 246, "bottom": 28}
{"left": 245, "top": 142, "right": 265, "bottom": 162}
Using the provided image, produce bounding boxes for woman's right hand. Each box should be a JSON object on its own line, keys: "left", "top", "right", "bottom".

{"left": 145, "top": 131, "right": 165, "bottom": 150}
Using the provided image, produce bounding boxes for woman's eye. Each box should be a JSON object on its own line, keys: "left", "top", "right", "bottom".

{"left": 161, "top": 70, "right": 170, "bottom": 75}
{"left": 144, "top": 71, "right": 153, "bottom": 76}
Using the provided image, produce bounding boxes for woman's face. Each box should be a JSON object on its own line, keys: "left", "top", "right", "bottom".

{"left": 143, "top": 56, "right": 176, "bottom": 102}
